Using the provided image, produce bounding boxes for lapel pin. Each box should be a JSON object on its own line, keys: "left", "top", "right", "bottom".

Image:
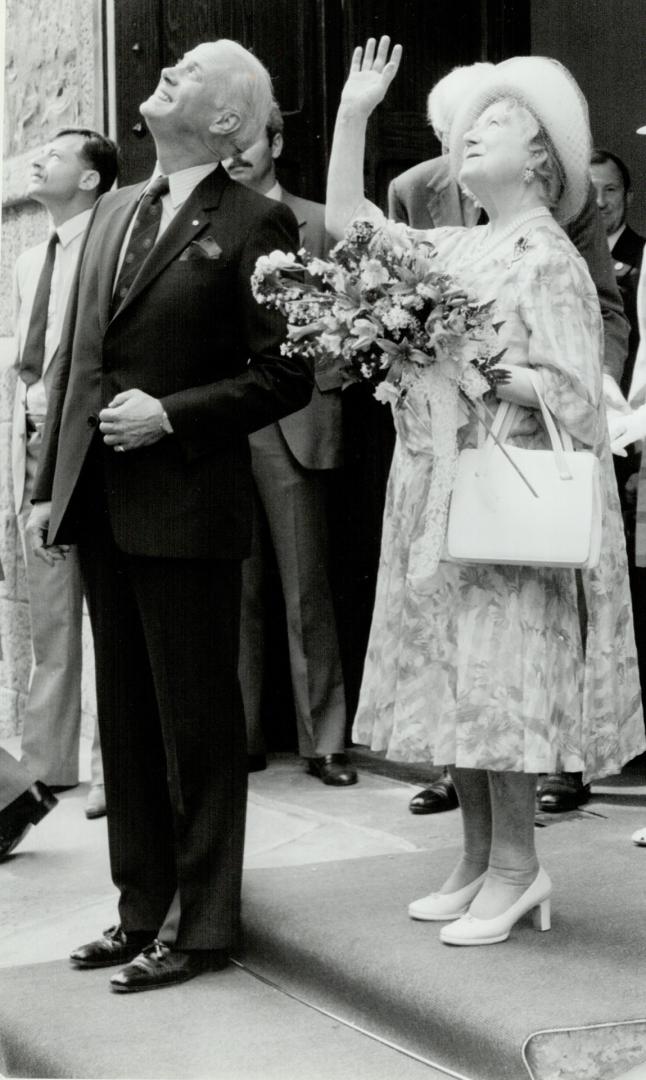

{"left": 192, "top": 220, "right": 200, "bottom": 226}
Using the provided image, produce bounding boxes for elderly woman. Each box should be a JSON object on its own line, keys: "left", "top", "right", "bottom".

{"left": 326, "top": 39, "right": 645, "bottom": 946}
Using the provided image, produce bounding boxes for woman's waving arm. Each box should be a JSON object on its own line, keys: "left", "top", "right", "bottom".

{"left": 326, "top": 36, "right": 402, "bottom": 239}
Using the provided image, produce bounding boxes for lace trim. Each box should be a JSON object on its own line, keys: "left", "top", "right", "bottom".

{"left": 397, "top": 367, "right": 461, "bottom": 596}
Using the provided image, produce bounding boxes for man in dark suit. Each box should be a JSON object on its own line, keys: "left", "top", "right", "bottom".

{"left": 26, "top": 40, "right": 312, "bottom": 993}
{"left": 591, "top": 148, "right": 645, "bottom": 396}
{"left": 225, "top": 106, "right": 356, "bottom": 787}
{"left": 388, "top": 74, "right": 631, "bottom": 817}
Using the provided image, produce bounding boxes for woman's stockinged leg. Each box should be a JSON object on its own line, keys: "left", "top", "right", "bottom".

{"left": 468, "top": 770, "right": 540, "bottom": 919}
{"left": 438, "top": 766, "right": 492, "bottom": 894}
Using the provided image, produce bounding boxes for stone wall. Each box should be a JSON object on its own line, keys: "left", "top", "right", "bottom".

{"left": 0, "top": 0, "right": 103, "bottom": 736}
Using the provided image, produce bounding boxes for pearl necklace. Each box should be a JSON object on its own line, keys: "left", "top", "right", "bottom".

{"left": 469, "top": 206, "right": 552, "bottom": 265}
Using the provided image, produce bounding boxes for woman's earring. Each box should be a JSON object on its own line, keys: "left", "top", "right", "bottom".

{"left": 523, "top": 167, "right": 535, "bottom": 184}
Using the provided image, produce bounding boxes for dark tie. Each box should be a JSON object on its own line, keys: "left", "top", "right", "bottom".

{"left": 111, "top": 175, "right": 170, "bottom": 314}
{"left": 19, "top": 231, "right": 59, "bottom": 386}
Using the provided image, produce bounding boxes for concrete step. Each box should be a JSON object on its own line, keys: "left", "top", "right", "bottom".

{"left": 2, "top": 744, "right": 646, "bottom": 1079}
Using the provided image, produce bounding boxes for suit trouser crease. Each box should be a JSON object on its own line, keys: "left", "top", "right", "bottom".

{"left": 239, "top": 423, "right": 346, "bottom": 759}
{"left": 78, "top": 510, "right": 247, "bottom": 951}
{"left": 18, "top": 428, "right": 102, "bottom": 786}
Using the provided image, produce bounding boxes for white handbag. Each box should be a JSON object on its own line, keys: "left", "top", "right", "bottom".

{"left": 445, "top": 381, "right": 602, "bottom": 569}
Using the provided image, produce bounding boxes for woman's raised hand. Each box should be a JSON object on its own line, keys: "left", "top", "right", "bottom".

{"left": 340, "top": 36, "right": 403, "bottom": 117}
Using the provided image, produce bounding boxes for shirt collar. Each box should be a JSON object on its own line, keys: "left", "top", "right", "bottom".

{"left": 608, "top": 223, "right": 626, "bottom": 252}
{"left": 146, "top": 163, "right": 219, "bottom": 209}
{"left": 54, "top": 208, "right": 94, "bottom": 248}
{"left": 264, "top": 181, "right": 282, "bottom": 203}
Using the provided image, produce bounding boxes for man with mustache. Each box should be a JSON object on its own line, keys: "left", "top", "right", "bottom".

{"left": 225, "top": 106, "right": 356, "bottom": 788}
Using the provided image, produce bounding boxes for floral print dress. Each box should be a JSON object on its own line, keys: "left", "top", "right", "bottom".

{"left": 353, "top": 212, "right": 645, "bottom": 779}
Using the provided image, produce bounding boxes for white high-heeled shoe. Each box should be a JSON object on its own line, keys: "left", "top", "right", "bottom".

{"left": 408, "top": 872, "right": 487, "bottom": 921}
{"left": 439, "top": 866, "right": 552, "bottom": 945}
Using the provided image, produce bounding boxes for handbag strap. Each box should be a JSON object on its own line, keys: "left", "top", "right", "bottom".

{"left": 481, "top": 369, "right": 575, "bottom": 481}
{"left": 525, "top": 369, "right": 575, "bottom": 479}
{"left": 476, "top": 399, "right": 520, "bottom": 448}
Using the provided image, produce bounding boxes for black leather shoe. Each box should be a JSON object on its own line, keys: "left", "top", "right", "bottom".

{"left": 70, "top": 925, "right": 154, "bottom": 969}
{"left": 0, "top": 781, "right": 58, "bottom": 859}
{"left": 409, "top": 775, "right": 459, "bottom": 815}
{"left": 307, "top": 754, "right": 358, "bottom": 786}
{"left": 110, "top": 940, "right": 227, "bottom": 993}
{"left": 247, "top": 753, "right": 267, "bottom": 773}
{"left": 537, "top": 772, "right": 591, "bottom": 813}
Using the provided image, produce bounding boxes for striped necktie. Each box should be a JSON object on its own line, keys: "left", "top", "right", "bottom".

{"left": 19, "top": 231, "right": 59, "bottom": 386}
{"left": 111, "top": 175, "right": 170, "bottom": 314}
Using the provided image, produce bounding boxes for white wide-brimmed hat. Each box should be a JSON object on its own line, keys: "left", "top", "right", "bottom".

{"left": 449, "top": 56, "right": 592, "bottom": 225}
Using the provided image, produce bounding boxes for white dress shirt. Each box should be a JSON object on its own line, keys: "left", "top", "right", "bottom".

{"left": 15, "top": 209, "right": 93, "bottom": 416}
{"left": 114, "top": 162, "right": 218, "bottom": 282}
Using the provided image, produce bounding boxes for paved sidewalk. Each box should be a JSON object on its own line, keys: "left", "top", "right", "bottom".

{"left": 2, "top": 736, "right": 646, "bottom": 1079}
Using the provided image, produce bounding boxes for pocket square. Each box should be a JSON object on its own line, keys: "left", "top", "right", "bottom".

{"left": 179, "top": 235, "right": 223, "bottom": 261}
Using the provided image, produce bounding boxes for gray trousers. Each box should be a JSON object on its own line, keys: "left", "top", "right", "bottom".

{"left": 18, "top": 426, "right": 102, "bottom": 787}
{"left": 238, "top": 423, "right": 346, "bottom": 759}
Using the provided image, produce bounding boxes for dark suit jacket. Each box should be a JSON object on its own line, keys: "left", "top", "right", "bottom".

{"left": 277, "top": 189, "right": 342, "bottom": 470}
{"left": 388, "top": 155, "right": 630, "bottom": 383}
{"left": 33, "top": 165, "right": 313, "bottom": 559}
{"left": 612, "top": 225, "right": 645, "bottom": 397}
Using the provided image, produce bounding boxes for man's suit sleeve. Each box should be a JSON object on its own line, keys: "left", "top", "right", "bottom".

{"left": 567, "top": 185, "right": 629, "bottom": 384}
{"left": 161, "top": 199, "right": 313, "bottom": 459}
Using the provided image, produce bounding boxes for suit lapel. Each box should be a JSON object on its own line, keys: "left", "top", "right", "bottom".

{"left": 110, "top": 166, "right": 229, "bottom": 321}
{"left": 281, "top": 191, "right": 307, "bottom": 232}
{"left": 98, "top": 184, "right": 146, "bottom": 330}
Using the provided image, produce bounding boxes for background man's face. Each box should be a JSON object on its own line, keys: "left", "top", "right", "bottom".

{"left": 224, "top": 131, "right": 281, "bottom": 193}
{"left": 591, "top": 159, "right": 629, "bottom": 236}
{"left": 27, "top": 134, "right": 89, "bottom": 205}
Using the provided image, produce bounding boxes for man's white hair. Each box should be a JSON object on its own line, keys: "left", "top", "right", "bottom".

{"left": 427, "top": 63, "right": 494, "bottom": 149}
{"left": 210, "top": 40, "right": 275, "bottom": 151}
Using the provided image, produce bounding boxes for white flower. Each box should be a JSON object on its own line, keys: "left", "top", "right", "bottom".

{"left": 374, "top": 380, "right": 400, "bottom": 405}
{"left": 360, "top": 259, "right": 391, "bottom": 289}
{"left": 381, "top": 305, "right": 414, "bottom": 332}
{"left": 350, "top": 318, "right": 379, "bottom": 340}
{"left": 264, "top": 250, "right": 298, "bottom": 271}
{"left": 319, "top": 332, "right": 344, "bottom": 354}
{"left": 307, "top": 256, "right": 335, "bottom": 277}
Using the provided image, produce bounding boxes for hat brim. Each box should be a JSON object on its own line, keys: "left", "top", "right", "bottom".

{"left": 637, "top": 125, "right": 646, "bottom": 135}
{"left": 449, "top": 56, "right": 591, "bottom": 225}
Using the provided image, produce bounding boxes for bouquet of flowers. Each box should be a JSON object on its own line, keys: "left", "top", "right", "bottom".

{"left": 252, "top": 219, "right": 532, "bottom": 594}
{"left": 251, "top": 218, "right": 507, "bottom": 412}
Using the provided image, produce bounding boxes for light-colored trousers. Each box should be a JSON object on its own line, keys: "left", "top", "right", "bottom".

{"left": 238, "top": 423, "right": 346, "bottom": 759}
{"left": 18, "top": 426, "right": 103, "bottom": 787}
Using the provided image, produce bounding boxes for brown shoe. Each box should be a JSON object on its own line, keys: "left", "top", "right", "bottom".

{"left": 70, "top": 925, "right": 154, "bottom": 969}
{"left": 110, "top": 940, "right": 227, "bottom": 993}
